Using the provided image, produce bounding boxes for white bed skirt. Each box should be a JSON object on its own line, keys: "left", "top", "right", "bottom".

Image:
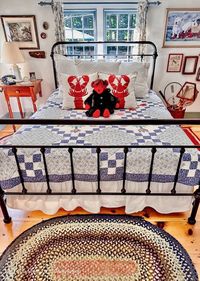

{"left": 6, "top": 180, "right": 194, "bottom": 215}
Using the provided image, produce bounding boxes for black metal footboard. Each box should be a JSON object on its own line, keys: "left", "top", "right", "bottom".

{"left": 0, "top": 118, "right": 200, "bottom": 225}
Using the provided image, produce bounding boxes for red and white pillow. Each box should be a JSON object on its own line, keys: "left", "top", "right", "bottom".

{"left": 61, "top": 72, "right": 98, "bottom": 109}
{"left": 98, "top": 73, "right": 137, "bottom": 109}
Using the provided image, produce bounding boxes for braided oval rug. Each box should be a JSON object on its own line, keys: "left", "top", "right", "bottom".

{"left": 0, "top": 215, "right": 198, "bottom": 281}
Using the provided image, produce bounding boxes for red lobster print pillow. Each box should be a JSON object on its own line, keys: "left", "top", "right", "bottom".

{"left": 98, "top": 73, "right": 137, "bottom": 109}
{"left": 61, "top": 73, "right": 98, "bottom": 109}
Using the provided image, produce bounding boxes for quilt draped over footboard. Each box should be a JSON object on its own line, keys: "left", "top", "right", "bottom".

{"left": 0, "top": 90, "right": 200, "bottom": 190}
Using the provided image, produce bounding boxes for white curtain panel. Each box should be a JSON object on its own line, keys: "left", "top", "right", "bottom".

{"left": 135, "top": 0, "right": 148, "bottom": 60}
{"left": 52, "top": 0, "right": 65, "bottom": 54}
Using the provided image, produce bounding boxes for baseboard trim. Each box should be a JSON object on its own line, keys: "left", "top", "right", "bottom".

{"left": 185, "top": 112, "right": 200, "bottom": 118}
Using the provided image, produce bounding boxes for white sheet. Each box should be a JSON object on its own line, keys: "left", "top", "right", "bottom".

{"left": 7, "top": 181, "right": 193, "bottom": 214}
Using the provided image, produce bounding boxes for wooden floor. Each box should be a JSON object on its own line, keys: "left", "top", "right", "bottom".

{"left": 0, "top": 206, "right": 200, "bottom": 278}
{"left": 192, "top": 126, "right": 200, "bottom": 139}
{"left": 0, "top": 125, "right": 200, "bottom": 278}
{"left": 0, "top": 125, "right": 19, "bottom": 140}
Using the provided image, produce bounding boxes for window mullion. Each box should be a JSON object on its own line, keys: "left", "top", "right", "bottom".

{"left": 82, "top": 15, "right": 83, "bottom": 41}
{"left": 127, "top": 13, "right": 130, "bottom": 44}
{"left": 116, "top": 14, "right": 119, "bottom": 56}
{"left": 71, "top": 17, "right": 73, "bottom": 42}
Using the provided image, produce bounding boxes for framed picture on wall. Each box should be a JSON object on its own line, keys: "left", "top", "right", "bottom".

{"left": 167, "top": 53, "right": 183, "bottom": 72}
{"left": 1, "top": 15, "right": 40, "bottom": 49}
{"left": 182, "top": 56, "right": 198, "bottom": 74}
{"left": 29, "top": 72, "right": 36, "bottom": 81}
{"left": 196, "top": 67, "right": 200, "bottom": 81}
{"left": 163, "top": 8, "right": 200, "bottom": 48}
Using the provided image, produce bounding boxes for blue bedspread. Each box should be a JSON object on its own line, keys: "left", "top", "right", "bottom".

{"left": 0, "top": 90, "right": 199, "bottom": 189}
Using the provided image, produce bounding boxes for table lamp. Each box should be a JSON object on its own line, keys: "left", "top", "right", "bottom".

{"left": 1, "top": 41, "right": 24, "bottom": 81}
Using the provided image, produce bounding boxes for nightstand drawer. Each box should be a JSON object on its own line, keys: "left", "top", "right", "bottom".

{"left": 4, "top": 86, "right": 33, "bottom": 97}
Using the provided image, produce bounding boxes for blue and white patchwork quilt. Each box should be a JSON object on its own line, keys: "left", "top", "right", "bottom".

{"left": 0, "top": 90, "right": 200, "bottom": 189}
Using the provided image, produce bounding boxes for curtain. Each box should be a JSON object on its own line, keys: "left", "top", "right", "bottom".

{"left": 51, "top": 0, "right": 65, "bottom": 54}
{"left": 135, "top": 0, "right": 148, "bottom": 59}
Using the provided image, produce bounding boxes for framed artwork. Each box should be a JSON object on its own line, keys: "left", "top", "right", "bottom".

{"left": 29, "top": 72, "right": 36, "bottom": 81}
{"left": 167, "top": 53, "right": 183, "bottom": 72}
{"left": 182, "top": 56, "right": 198, "bottom": 74}
{"left": 196, "top": 67, "right": 200, "bottom": 81}
{"left": 163, "top": 8, "right": 200, "bottom": 48}
{"left": 1, "top": 15, "right": 40, "bottom": 49}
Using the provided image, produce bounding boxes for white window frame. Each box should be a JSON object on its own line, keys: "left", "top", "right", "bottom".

{"left": 63, "top": 3, "right": 138, "bottom": 57}
{"left": 104, "top": 9, "right": 137, "bottom": 57}
{"left": 64, "top": 9, "right": 97, "bottom": 57}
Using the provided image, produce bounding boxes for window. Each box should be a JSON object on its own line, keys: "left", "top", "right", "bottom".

{"left": 63, "top": 9, "right": 137, "bottom": 58}
{"left": 104, "top": 10, "right": 137, "bottom": 57}
{"left": 64, "top": 10, "right": 96, "bottom": 57}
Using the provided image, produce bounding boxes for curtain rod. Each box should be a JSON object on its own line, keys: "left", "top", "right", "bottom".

{"left": 38, "top": 1, "right": 161, "bottom": 6}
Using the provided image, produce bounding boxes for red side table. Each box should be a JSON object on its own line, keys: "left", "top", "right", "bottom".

{"left": 0, "top": 79, "right": 43, "bottom": 131}
{"left": 0, "top": 79, "right": 43, "bottom": 119}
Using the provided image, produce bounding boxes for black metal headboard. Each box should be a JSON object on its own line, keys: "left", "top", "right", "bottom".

{"left": 50, "top": 41, "right": 158, "bottom": 90}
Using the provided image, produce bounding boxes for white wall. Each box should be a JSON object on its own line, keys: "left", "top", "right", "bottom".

{"left": 0, "top": 0, "right": 200, "bottom": 116}
{"left": 148, "top": 0, "right": 200, "bottom": 112}
{"left": 0, "top": 0, "right": 55, "bottom": 115}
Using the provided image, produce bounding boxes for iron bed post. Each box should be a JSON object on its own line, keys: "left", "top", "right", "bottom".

{"left": 121, "top": 147, "right": 128, "bottom": 194}
{"left": 96, "top": 147, "right": 101, "bottom": 194}
{"left": 0, "top": 185, "right": 11, "bottom": 224}
{"left": 188, "top": 183, "right": 200, "bottom": 225}
{"left": 146, "top": 147, "right": 157, "bottom": 194}
{"left": 12, "top": 147, "right": 27, "bottom": 194}
{"left": 150, "top": 51, "right": 158, "bottom": 90}
{"left": 41, "top": 148, "right": 52, "bottom": 194}
{"left": 68, "top": 147, "right": 76, "bottom": 194}
{"left": 171, "top": 147, "right": 185, "bottom": 195}
{"left": 50, "top": 49, "right": 58, "bottom": 89}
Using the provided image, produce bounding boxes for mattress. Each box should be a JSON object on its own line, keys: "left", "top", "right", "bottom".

{"left": 0, "top": 90, "right": 199, "bottom": 214}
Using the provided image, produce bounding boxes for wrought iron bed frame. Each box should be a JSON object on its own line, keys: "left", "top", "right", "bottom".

{"left": 0, "top": 41, "right": 200, "bottom": 225}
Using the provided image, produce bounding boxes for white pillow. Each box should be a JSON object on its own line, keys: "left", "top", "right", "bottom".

{"left": 54, "top": 54, "right": 78, "bottom": 88}
{"left": 54, "top": 54, "right": 77, "bottom": 74}
{"left": 99, "top": 72, "right": 137, "bottom": 109}
{"left": 76, "top": 60, "right": 121, "bottom": 75}
{"left": 61, "top": 72, "right": 98, "bottom": 109}
{"left": 118, "top": 62, "right": 150, "bottom": 98}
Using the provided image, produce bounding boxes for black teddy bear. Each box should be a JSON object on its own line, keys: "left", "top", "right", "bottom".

{"left": 84, "top": 79, "right": 119, "bottom": 118}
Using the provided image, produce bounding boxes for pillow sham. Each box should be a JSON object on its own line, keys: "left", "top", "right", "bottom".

{"left": 76, "top": 60, "right": 121, "bottom": 75}
{"left": 54, "top": 54, "right": 78, "bottom": 84}
{"left": 118, "top": 62, "right": 150, "bottom": 98}
{"left": 99, "top": 72, "right": 137, "bottom": 109}
{"left": 61, "top": 72, "right": 98, "bottom": 109}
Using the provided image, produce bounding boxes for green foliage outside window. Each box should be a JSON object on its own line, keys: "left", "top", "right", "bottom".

{"left": 105, "top": 12, "right": 136, "bottom": 41}
{"left": 105, "top": 11, "right": 136, "bottom": 56}
{"left": 64, "top": 10, "right": 96, "bottom": 57}
{"left": 64, "top": 9, "right": 137, "bottom": 57}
